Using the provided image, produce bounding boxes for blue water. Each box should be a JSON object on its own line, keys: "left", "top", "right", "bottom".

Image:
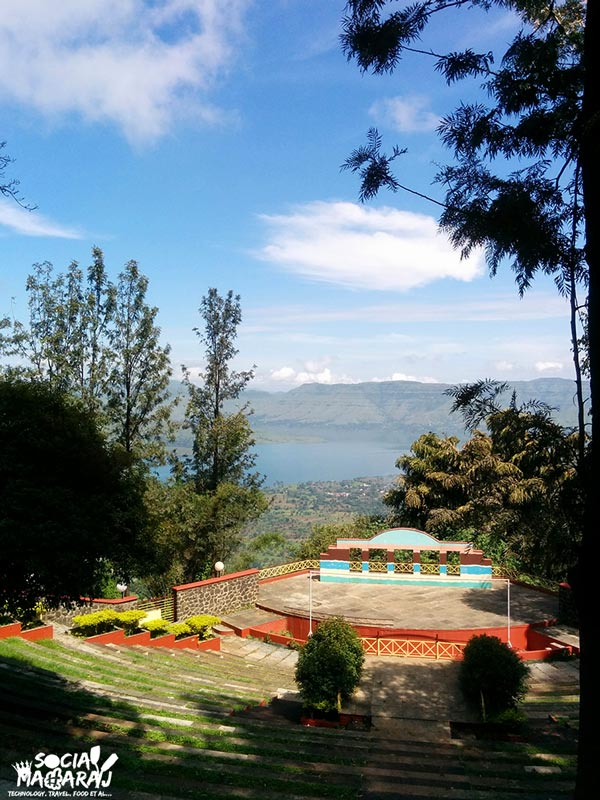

{"left": 157, "top": 441, "right": 402, "bottom": 486}
{"left": 254, "top": 441, "right": 400, "bottom": 486}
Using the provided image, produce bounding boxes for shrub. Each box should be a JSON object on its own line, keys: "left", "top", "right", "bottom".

{"left": 114, "top": 610, "right": 146, "bottom": 635}
{"left": 72, "top": 609, "right": 119, "bottom": 637}
{"left": 185, "top": 615, "right": 220, "bottom": 640}
{"left": 459, "top": 634, "right": 529, "bottom": 721}
{"left": 141, "top": 619, "right": 171, "bottom": 638}
{"left": 168, "top": 622, "right": 193, "bottom": 640}
{"left": 295, "top": 617, "right": 365, "bottom": 713}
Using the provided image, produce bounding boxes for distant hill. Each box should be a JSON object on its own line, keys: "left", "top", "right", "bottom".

{"left": 169, "top": 377, "right": 582, "bottom": 449}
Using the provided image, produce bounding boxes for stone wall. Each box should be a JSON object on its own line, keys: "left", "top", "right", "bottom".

{"left": 44, "top": 597, "right": 139, "bottom": 627}
{"left": 173, "top": 570, "right": 259, "bottom": 620}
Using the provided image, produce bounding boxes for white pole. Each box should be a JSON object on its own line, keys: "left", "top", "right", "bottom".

{"left": 507, "top": 578, "right": 512, "bottom": 648}
{"left": 308, "top": 569, "right": 313, "bottom": 637}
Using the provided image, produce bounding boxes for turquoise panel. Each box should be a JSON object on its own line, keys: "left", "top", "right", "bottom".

{"left": 387, "top": 563, "right": 394, "bottom": 573}
{"left": 319, "top": 560, "right": 349, "bottom": 571}
{"left": 460, "top": 565, "right": 492, "bottom": 576}
{"left": 319, "top": 575, "right": 493, "bottom": 588}
{"left": 440, "top": 564, "right": 447, "bottom": 575}
{"left": 413, "top": 563, "right": 421, "bottom": 573}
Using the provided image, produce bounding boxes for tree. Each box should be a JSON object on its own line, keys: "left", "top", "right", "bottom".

{"left": 158, "top": 288, "right": 267, "bottom": 584}
{"left": 460, "top": 634, "right": 529, "bottom": 721}
{"left": 182, "top": 288, "right": 260, "bottom": 492}
{"left": 0, "top": 140, "right": 34, "bottom": 209}
{"left": 144, "top": 478, "right": 267, "bottom": 586}
{"left": 342, "top": 1, "right": 588, "bottom": 467}
{"left": 340, "top": 3, "right": 598, "bottom": 790}
{"left": 0, "top": 379, "right": 152, "bottom": 618}
{"left": 8, "top": 249, "right": 174, "bottom": 465}
{"left": 385, "top": 396, "right": 581, "bottom": 580}
{"left": 295, "top": 617, "right": 365, "bottom": 713}
{"left": 107, "top": 260, "right": 174, "bottom": 462}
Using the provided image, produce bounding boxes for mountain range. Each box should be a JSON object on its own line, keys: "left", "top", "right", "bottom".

{"left": 170, "top": 377, "right": 582, "bottom": 449}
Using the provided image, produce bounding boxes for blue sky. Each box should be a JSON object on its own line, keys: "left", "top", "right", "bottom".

{"left": 0, "top": 0, "right": 574, "bottom": 391}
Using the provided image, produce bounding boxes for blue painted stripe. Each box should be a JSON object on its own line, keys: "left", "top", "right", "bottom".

{"left": 319, "top": 560, "right": 350, "bottom": 571}
{"left": 460, "top": 565, "right": 492, "bottom": 576}
{"left": 413, "top": 564, "right": 421, "bottom": 573}
{"left": 320, "top": 575, "right": 493, "bottom": 588}
{"left": 387, "top": 563, "right": 394, "bottom": 573}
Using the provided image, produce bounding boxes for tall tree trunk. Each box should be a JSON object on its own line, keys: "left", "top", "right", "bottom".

{"left": 573, "top": 0, "right": 600, "bottom": 794}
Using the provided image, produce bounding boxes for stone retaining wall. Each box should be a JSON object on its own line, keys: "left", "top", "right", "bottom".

{"left": 173, "top": 570, "right": 259, "bottom": 620}
{"left": 43, "top": 597, "right": 139, "bottom": 627}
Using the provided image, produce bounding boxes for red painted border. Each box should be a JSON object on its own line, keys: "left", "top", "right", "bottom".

{"left": 19, "top": 625, "right": 54, "bottom": 642}
{"left": 0, "top": 622, "right": 54, "bottom": 641}
{"left": 0, "top": 622, "right": 22, "bottom": 639}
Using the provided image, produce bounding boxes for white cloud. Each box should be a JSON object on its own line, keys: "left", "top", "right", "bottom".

{"left": 535, "top": 361, "right": 563, "bottom": 373}
{"left": 256, "top": 201, "right": 484, "bottom": 291}
{"left": 0, "top": 199, "right": 83, "bottom": 238}
{"left": 371, "top": 372, "right": 438, "bottom": 383}
{"left": 369, "top": 95, "right": 439, "bottom": 133}
{"left": 269, "top": 358, "right": 357, "bottom": 387}
{"left": 0, "top": 0, "right": 249, "bottom": 144}
{"left": 247, "top": 293, "right": 570, "bottom": 325}
{"left": 495, "top": 360, "right": 514, "bottom": 371}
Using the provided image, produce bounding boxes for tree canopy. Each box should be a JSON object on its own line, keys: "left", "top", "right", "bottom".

{"left": 0, "top": 379, "right": 151, "bottom": 618}
{"left": 7, "top": 249, "right": 174, "bottom": 466}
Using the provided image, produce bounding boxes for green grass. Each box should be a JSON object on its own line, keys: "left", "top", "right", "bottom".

{"left": 0, "top": 634, "right": 578, "bottom": 799}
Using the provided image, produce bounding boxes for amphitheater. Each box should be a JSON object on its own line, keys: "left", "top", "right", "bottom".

{"left": 0, "top": 565, "right": 580, "bottom": 799}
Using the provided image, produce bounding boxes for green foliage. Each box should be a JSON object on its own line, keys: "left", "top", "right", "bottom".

{"left": 167, "top": 622, "right": 193, "bottom": 640}
{"left": 144, "top": 478, "right": 268, "bottom": 587}
{"left": 6, "top": 249, "right": 174, "bottom": 465}
{"left": 230, "top": 532, "right": 298, "bottom": 572}
{"left": 141, "top": 619, "right": 172, "bottom": 638}
{"left": 295, "top": 617, "right": 365, "bottom": 713}
{"left": 185, "top": 615, "right": 220, "bottom": 639}
{"left": 72, "top": 610, "right": 119, "bottom": 637}
{"left": 115, "top": 610, "right": 147, "bottom": 635}
{"left": 298, "top": 516, "right": 384, "bottom": 560}
{"left": 0, "top": 379, "right": 153, "bottom": 618}
{"left": 459, "top": 634, "right": 529, "bottom": 721}
{"left": 384, "top": 397, "right": 582, "bottom": 580}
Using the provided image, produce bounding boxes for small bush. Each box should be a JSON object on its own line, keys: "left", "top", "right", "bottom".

{"left": 115, "top": 610, "right": 146, "bottom": 635}
{"left": 295, "top": 617, "right": 364, "bottom": 713}
{"left": 185, "top": 614, "right": 220, "bottom": 640}
{"left": 168, "top": 622, "right": 193, "bottom": 640}
{"left": 141, "top": 619, "right": 171, "bottom": 638}
{"left": 72, "top": 609, "right": 119, "bottom": 637}
{"left": 460, "top": 634, "right": 529, "bottom": 721}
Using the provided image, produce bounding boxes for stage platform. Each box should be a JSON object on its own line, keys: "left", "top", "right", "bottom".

{"left": 257, "top": 573, "right": 558, "bottom": 632}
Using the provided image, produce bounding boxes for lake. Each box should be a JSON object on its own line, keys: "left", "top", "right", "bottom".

{"left": 254, "top": 441, "right": 401, "bottom": 486}
{"left": 156, "top": 440, "right": 405, "bottom": 486}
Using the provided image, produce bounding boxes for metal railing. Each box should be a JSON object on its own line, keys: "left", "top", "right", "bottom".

{"left": 394, "top": 562, "right": 413, "bottom": 573}
{"left": 361, "top": 636, "right": 466, "bottom": 660}
{"left": 368, "top": 561, "right": 387, "bottom": 573}
{"left": 258, "top": 560, "right": 319, "bottom": 581}
{"left": 349, "top": 561, "right": 362, "bottom": 572}
{"left": 136, "top": 595, "right": 175, "bottom": 622}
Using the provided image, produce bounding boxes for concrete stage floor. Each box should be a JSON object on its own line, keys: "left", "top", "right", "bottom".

{"left": 257, "top": 574, "right": 558, "bottom": 631}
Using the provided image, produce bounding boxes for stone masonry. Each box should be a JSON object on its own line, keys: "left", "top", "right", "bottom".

{"left": 173, "top": 570, "right": 259, "bottom": 620}
{"left": 44, "top": 598, "right": 139, "bottom": 627}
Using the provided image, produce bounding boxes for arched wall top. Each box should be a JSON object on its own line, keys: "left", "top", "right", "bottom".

{"left": 337, "top": 528, "right": 473, "bottom": 551}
